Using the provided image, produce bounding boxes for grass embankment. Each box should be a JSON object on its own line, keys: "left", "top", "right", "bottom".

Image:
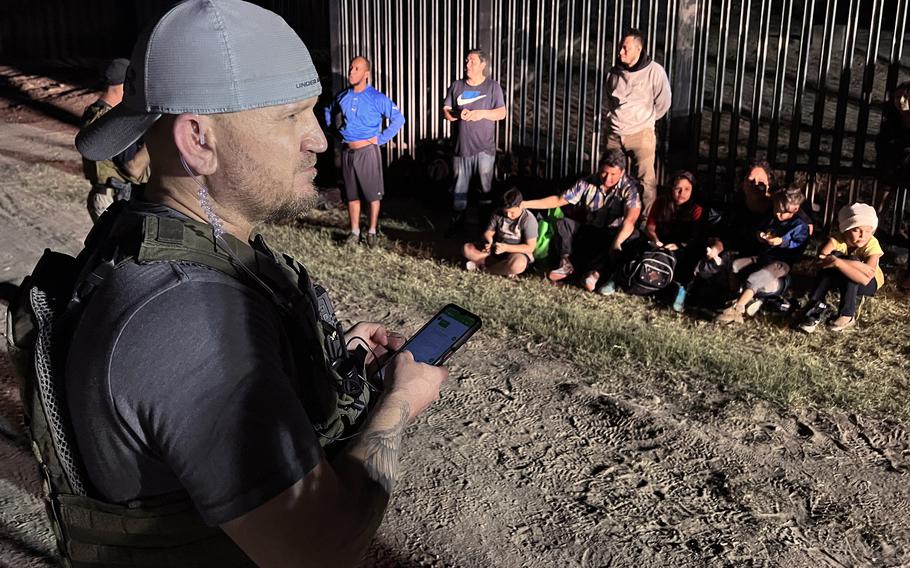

{"left": 266, "top": 215, "right": 910, "bottom": 421}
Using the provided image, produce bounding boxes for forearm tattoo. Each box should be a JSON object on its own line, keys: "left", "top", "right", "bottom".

{"left": 361, "top": 399, "right": 410, "bottom": 495}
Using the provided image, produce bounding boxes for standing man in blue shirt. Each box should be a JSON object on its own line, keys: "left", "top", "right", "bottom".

{"left": 325, "top": 56, "right": 405, "bottom": 247}
{"left": 443, "top": 49, "right": 507, "bottom": 234}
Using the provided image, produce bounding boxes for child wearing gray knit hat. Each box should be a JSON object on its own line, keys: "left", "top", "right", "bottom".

{"left": 797, "top": 203, "right": 884, "bottom": 333}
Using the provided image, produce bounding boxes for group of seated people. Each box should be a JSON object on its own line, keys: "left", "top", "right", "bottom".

{"left": 461, "top": 151, "right": 891, "bottom": 333}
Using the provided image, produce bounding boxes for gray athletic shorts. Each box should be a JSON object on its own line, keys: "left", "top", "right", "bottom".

{"left": 341, "top": 144, "right": 384, "bottom": 202}
{"left": 744, "top": 260, "right": 790, "bottom": 295}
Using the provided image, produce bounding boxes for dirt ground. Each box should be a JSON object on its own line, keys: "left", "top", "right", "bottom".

{"left": 1, "top": 67, "right": 910, "bottom": 568}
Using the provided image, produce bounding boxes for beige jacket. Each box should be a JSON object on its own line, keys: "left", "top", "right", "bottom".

{"left": 605, "top": 59, "right": 672, "bottom": 136}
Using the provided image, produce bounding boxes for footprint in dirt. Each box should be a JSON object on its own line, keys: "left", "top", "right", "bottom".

{"left": 587, "top": 395, "right": 633, "bottom": 426}
{"left": 796, "top": 421, "right": 814, "bottom": 439}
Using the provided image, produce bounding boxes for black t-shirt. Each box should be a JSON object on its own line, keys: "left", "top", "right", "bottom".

{"left": 443, "top": 78, "right": 506, "bottom": 157}
{"left": 66, "top": 205, "right": 323, "bottom": 526}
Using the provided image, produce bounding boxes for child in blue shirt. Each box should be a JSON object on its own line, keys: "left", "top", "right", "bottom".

{"left": 715, "top": 186, "right": 810, "bottom": 324}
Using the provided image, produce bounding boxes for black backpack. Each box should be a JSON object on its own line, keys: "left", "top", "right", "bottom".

{"left": 620, "top": 248, "right": 677, "bottom": 295}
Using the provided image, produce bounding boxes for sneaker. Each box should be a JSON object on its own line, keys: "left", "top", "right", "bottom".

{"left": 765, "top": 296, "right": 793, "bottom": 314}
{"left": 671, "top": 284, "right": 687, "bottom": 313}
{"left": 548, "top": 257, "right": 574, "bottom": 281}
{"left": 796, "top": 301, "right": 828, "bottom": 333}
{"left": 465, "top": 260, "right": 479, "bottom": 272}
{"left": 797, "top": 319, "right": 821, "bottom": 333}
{"left": 715, "top": 303, "right": 745, "bottom": 324}
{"left": 828, "top": 315, "right": 856, "bottom": 332}
{"left": 744, "top": 298, "right": 763, "bottom": 317}
{"left": 365, "top": 232, "right": 379, "bottom": 248}
{"left": 344, "top": 232, "right": 362, "bottom": 246}
{"left": 596, "top": 279, "right": 617, "bottom": 296}
{"left": 582, "top": 271, "right": 600, "bottom": 292}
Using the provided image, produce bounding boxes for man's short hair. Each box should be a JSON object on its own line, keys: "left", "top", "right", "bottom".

{"left": 622, "top": 29, "right": 645, "bottom": 48}
{"left": 772, "top": 184, "right": 806, "bottom": 211}
{"left": 467, "top": 48, "right": 489, "bottom": 66}
{"left": 502, "top": 187, "right": 523, "bottom": 208}
{"left": 353, "top": 55, "right": 372, "bottom": 72}
{"left": 599, "top": 149, "right": 627, "bottom": 171}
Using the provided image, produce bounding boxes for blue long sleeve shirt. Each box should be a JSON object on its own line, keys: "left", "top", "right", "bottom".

{"left": 758, "top": 214, "right": 810, "bottom": 264}
{"left": 324, "top": 85, "right": 405, "bottom": 145}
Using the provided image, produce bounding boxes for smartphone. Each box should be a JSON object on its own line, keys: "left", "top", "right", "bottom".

{"left": 378, "top": 304, "right": 481, "bottom": 380}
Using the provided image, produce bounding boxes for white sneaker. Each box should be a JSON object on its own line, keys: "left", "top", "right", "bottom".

{"left": 744, "top": 298, "right": 763, "bottom": 317}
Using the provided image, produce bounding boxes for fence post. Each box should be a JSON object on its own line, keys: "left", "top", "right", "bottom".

{"left": 478, "top": 0, "right": 495, "bottom": 68}
{"left": 668, "top": 0, "right": 699, "bottom": 174}
{"left": 328, "top": 1, "right": 346, "bottom": 95}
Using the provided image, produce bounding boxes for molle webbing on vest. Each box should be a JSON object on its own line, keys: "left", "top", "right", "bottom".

{"left": 128, "top": 214, "right": 370, "bottom": 430}
{"left": 135, "top": 214, "right": 246, "bottom": 278}
{"left": 56, "top": 492, "right": 254, "bottom": 567}
{"left": 14, "top": 208, "right": 370, "bottom": 566}
{"left": 58, "top": 491, "right": 254, "bottom": 567}
{"left": 14, "top": 250, "right": 252, "bottom": 567}
{"left": 127, "top": 213, "right": 371, "bottom": 439}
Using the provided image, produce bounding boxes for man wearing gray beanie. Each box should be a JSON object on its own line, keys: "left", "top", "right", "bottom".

{"left": 17, "top": 1, "right": 448, "bottom": 566}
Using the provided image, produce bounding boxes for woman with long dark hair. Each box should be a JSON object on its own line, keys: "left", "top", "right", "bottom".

{"left": 599, "top": 170, "right": 703, "bottom": 311}
{"left": 643, "top": 170, "right": 704, "bottom": 311}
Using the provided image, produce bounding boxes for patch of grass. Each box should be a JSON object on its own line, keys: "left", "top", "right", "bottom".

{"left": 265, "top": 220, "right": 910, "bottom": 421}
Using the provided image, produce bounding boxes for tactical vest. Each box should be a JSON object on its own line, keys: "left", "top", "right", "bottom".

{"left": 6, "top": 203, "right": 373, "bottom": 567}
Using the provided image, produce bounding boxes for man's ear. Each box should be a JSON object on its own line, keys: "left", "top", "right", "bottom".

{"left": 173, "top": 113, "right": 216, "bottom": 175}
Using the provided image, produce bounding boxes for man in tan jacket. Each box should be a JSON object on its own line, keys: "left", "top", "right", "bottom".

{"left": 604, "top": 29, "right": 671, "bottom": 219}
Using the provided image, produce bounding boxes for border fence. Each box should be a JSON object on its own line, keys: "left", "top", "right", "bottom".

{"left": 330, "top": 0, "right": 910, "bottom": 234}
{"left": 2, "top": 1, "right": 908, "bottom": 234}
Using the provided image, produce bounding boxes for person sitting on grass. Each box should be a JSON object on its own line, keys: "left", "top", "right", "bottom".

{"left": 521, "top": 149, "right": 641, "bottom": 290}
{"left": 636, "top": 170, "right": 704, "bottom": 311}
{"left": 715, "top": 185, "right": 810, "bottom": 325}
{"left": 797, "top": 203, "right": 884, "bottom": 333}
{"left": 462, "top": 187, "right": 538, "bottom": 278}
{"left": 710, "top": 160, "right": 815, "bottom": 258}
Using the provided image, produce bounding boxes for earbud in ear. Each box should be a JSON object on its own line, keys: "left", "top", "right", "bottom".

{"left": 198, "top": 131, "right": 206, "bottom": 146}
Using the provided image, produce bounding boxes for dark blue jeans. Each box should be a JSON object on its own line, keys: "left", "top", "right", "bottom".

{"left": 808, "top": 267, "right": 878, "bottom": 317}
{"left": 452, "top": 152, "right": 495, "bottom": 211}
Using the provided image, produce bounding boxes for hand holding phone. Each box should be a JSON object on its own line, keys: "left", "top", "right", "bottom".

{"left": 377, "top": 304, "right": 482, "bottom": 380}
{"left": 382, "top": 350, "right": 449, "bottom": 420}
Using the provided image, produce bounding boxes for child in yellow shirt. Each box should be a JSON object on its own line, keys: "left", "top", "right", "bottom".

{"left": 798, "top": 203, "right": 884, "bottom": 332}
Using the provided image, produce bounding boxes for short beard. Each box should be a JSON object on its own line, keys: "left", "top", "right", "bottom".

{"left": 217, "top": 137, "right": 316, "bottom": 225}
{"left": 263, "top": 190, "right": 318, "bottom": 224}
